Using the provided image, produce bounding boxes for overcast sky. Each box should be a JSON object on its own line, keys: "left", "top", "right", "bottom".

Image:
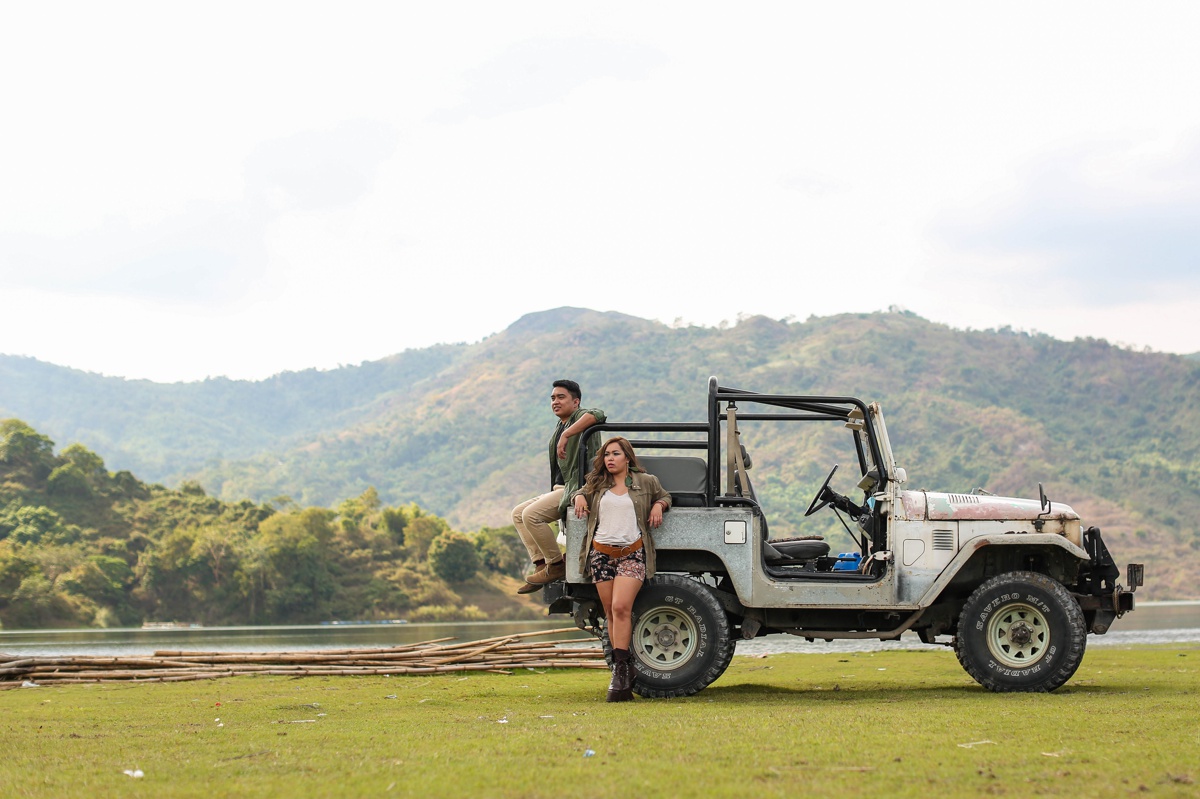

{"left": 3, "top": 2, "right": 1199, "bottom": 382}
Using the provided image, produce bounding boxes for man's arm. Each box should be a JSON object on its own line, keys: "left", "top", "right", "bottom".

{"left": 556, "top": 411, "right": 603, "bottom": 460}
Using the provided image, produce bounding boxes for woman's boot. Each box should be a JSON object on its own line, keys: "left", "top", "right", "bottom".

{"left": 607, "top": 649, "right": 634, "bottom": 702}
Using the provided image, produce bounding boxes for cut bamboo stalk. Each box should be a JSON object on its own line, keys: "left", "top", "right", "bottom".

{"left": 152, "top": 637, "right": 459, "bottom": 658}
{"left": 0, "top": 629, "right": 605, "bottom": 685}
{"left": 425, "top": 638, "right": 516, "bottom": 666}
{"left": 423, "top": 627, "right": 588, "bottom": 650}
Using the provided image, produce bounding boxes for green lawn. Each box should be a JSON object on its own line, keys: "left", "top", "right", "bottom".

{"left": 2, "top": 646, "right": 1197, "bottom": 798}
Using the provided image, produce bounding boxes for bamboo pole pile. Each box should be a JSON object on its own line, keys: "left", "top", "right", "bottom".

{"left": 0, "top": 627, "right": 605, "bottom": 689}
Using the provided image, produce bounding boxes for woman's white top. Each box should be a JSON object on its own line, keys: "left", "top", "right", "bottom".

{"left": 594, "top": 490, "right": 641, "bottom": 547}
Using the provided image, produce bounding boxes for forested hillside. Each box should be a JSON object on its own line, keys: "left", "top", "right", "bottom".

{"left": 0, "top": 420, "right": 536, "bottom": 629}
{"left": 0, "top": 344, "right": 464, "bottom": 481}
{"left": 3, "top": 308, "right": 1198, "bottom": 599}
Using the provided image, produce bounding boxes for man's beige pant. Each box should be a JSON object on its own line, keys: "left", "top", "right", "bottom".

{"left": 512, "top": 487, "right": 565, "bottom": 565}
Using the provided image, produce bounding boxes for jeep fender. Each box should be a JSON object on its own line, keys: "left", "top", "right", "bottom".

{"left": 915, "top": 534, "right": 1090, "bottom": 609}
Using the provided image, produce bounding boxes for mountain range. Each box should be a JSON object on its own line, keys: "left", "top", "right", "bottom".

{"left": 3, "top": 307, "right": 1197, "bottom": 599}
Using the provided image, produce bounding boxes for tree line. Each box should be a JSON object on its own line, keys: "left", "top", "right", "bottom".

{"left": 0, "top": 419, "right": 533, "bottom": 629}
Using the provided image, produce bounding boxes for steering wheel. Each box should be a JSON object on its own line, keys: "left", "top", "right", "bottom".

{"left": 804, "top": 464, "right": 839, "bottom": 517}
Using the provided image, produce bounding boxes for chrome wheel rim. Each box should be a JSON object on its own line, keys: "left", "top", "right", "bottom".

{"left": 633, "top": 605, "right": 698, "bottom": 671}
{"left": 986, "top": 602, "right": 1050, "bottom": 668}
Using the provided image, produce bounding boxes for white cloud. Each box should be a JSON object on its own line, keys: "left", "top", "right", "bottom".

{"left": 0, "top": 203, "right": 268, "bottom": 304}
{"left": 2, "top": 1, "right": 1200, "bottom": 381}
{"left": 245, "top": 120, "right": 399, "bottom": 211}
{"left": 435, "top": 37, "right": 667, "bottom": 122}
{"left": 929, "top": 135, "right": 1200, "bottom": 330}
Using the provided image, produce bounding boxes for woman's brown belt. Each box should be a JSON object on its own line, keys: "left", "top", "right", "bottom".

{"left": 591, "top": 537, "right": 644, "bottom": 558}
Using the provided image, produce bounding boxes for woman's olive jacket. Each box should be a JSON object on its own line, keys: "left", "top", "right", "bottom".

{"left": 571, "top": 471, "right": 671, "bottom": 580}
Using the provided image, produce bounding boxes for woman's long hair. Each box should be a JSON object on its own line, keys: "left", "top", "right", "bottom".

{"left": 582, "top": 436, "right": 641, "bottom": 496}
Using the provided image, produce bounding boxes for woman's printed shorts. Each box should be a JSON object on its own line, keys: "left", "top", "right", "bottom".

{"left": 588, "top": 546, "right": 647, "bottom": 583}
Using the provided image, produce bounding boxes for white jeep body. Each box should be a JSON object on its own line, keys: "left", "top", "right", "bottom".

{"left": 546, "top": 378, "right": 1140, "bottom": 695}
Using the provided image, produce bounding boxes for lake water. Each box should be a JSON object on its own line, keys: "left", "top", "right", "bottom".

{"left": 740, "top": 600, "right": 1200, "bottom": 656}
{"left": 3, "top": 602, "right": 1197, "bottom": 659}
{"left": 0, "top": 620, "right": 583, "bottom": 659}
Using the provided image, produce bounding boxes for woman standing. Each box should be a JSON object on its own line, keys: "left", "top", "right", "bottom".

{"left": 572, "top": 436, "right": 671, "bottom": 702}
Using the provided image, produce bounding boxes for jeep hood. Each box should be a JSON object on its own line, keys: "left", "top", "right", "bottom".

{"left": 899, "top": 490, "right": 1080, "bottom": 522}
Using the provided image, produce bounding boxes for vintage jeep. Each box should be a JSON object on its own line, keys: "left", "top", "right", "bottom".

{"left": 544, "top": 377, "right": 1143, "bottom": 694}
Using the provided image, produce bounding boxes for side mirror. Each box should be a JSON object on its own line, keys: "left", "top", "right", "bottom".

{"left": 892, "top": 468, "right": 907, "bottom": 484}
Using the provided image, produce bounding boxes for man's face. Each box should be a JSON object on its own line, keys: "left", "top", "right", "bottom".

{"left": 550, "top": 387, "right": 580, "bottom": 420}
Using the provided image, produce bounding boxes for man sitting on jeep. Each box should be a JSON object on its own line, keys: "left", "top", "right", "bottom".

{"left": 510, "top": 379, "right": 605, "bottom": 593}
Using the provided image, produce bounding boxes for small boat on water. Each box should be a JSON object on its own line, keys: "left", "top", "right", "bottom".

{"left": 141, "top": 621, "right": 203, "bottom": 630}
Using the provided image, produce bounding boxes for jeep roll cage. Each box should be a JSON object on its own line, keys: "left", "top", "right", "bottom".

{"left": 574, "top": 377, "right": 886, "bottom": 505}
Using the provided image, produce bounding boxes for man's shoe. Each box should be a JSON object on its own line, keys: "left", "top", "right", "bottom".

{"left": 525, "top": 559, "right": 566, "bottom": 585}
{"left": 515, "top": 559, "right": 547, "bottom": 595}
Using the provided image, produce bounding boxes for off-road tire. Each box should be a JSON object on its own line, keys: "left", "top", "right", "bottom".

{"left": 954, "top": 571, "right": 1086, "bottom": 693}
{"left": 601, "top": 574, "right": 734, "bottom": 698}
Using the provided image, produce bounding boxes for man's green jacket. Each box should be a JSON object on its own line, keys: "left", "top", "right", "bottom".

{"left": 549, "top": 407, "right": 606, "bottom": 514}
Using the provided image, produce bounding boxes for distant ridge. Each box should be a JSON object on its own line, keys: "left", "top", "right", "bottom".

{"left": 3, "top": 307, "right": 1199, "bottom": 599}
{"left": 0, "top": 343, "right": 465, "bottom": 479}
{"left": 505, "top": 307, "right": 647, "bottom": 335}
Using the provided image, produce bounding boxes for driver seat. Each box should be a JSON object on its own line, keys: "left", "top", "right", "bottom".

{"left": 763, "top": 536, "right": 831, "bottom": 565}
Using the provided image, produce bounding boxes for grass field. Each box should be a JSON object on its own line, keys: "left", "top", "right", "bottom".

{"left": 2, "top": 646, "right": 1197, "bottom": 798}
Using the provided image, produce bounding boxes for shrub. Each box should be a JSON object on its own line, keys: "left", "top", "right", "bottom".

{"left": 407, "top": 603, "right": 486, "bottom": 622}
{"left": 428, "top": 531, "right": 479, "bottom": 583}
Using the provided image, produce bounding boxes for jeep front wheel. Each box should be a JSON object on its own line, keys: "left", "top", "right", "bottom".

{"left": 954, "top": 571, "right": 1086, "bottom": 693}
{"left": 626, "top": 574, "right": 735, "bottom": 698}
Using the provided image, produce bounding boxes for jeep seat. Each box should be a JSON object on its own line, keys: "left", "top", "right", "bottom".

{"left": 763, "top": 537, "right": 831, "bottom": 564}
{"left": 638, "top": 455, "right": 708, "bottom": 507}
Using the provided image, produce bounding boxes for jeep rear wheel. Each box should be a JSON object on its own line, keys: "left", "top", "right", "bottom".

{"left": 954, "top": 571, "right": 1086, "bottom": 693}
{"left": 613, "top": 574, "right": 734, "bottom": 698}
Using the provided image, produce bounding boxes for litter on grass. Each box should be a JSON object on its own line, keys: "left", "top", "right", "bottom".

{"left": 957, "top": 740, "right": 996, "bottom": 749}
